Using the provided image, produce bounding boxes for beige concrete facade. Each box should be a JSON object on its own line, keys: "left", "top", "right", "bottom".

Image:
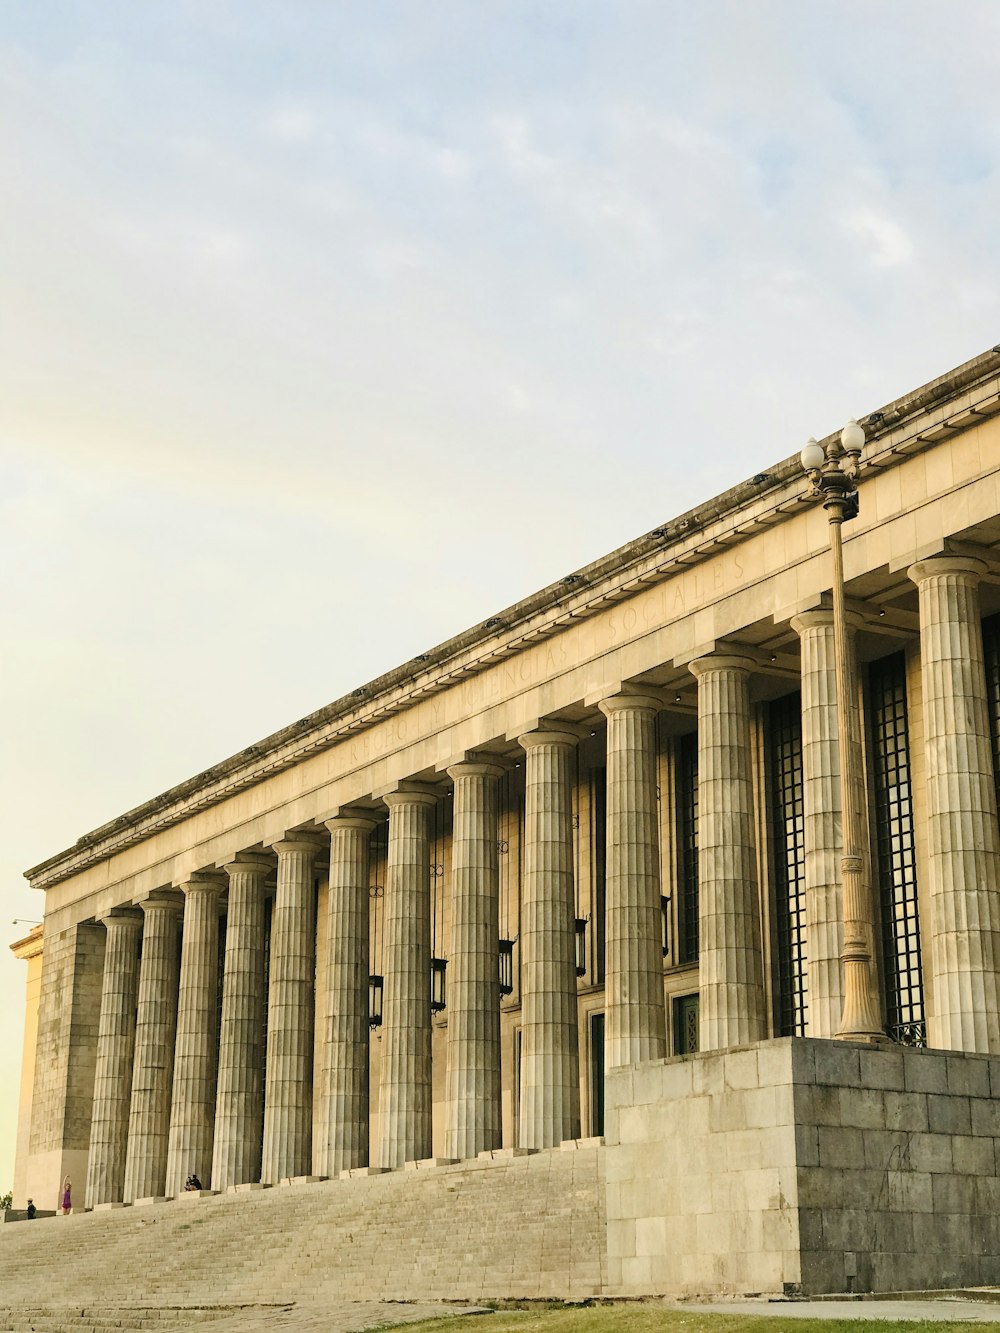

{"left": 11, "top": 347, "right": 1000, "bottom": 1296}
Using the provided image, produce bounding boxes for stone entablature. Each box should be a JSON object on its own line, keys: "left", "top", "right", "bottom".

{"left": 25, "top": 350, "right": 1000, "bottom": 905}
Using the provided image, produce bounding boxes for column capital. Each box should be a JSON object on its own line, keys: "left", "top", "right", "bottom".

{"left": 381, "top": 783, "right": 439, "bottom": 810}
{"left": 446, "top": 756, "right": 506, "bottom": 782}
{"left": 908, "top": 554, "right": 988, "bottom": 586}
{"left": 97, "top": 906, "right": 144, "bottom": 927}
{"left": 137, "top": 890, "right": 184, "bottom": 913}
{"left": 324, "top": 813, "right": 378, "bottom": 835}
{"left": 688, "top": 652, "right": 758, "bottom": 680}
{"left": 269, "top": 831, "right": 326, "bottom": 857}
{"left": 178, "top": 873, "right": 226, "bottom": 898}
{"left": 790, "top": 608, "right": 865, "bottom": 636}
{"left": 597, "top": 689, "right": 664, "bottom": 719}
{"left": 222, "top": 853, "right": 273, "bottom": 877}
{"left": 517, "top": 726, "right": 582, "bottom": 751}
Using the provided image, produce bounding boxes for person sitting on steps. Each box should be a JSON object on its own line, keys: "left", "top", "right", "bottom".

{"left": 184, "top": 1174, "right": 203, "bottom": 1192}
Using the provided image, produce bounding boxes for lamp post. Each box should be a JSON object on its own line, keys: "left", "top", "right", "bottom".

{"left": 800, "top": 421, "right": 884, "bottom": 1043}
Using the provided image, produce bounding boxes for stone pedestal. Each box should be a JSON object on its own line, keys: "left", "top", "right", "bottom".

{"left": 319, "top": 815, "right": 376, "bottom": 1177}
{"left": 165, "top": 876, "right": 223, "bottom": 1196}
{"left": 123, "top": 895, "right": 182, "bottom": 1203}
{"left": 518, "top": 728, "right": 581, "bottom": 1150}
{"left": 689, "top": 655, "right": 767, "bottom": 1050}
{"left": 599, "top": 695, "right": 667, "bottom": 1068}
{"left": 377, "top": 787, "right": 437, "bottom": 1169}
{"left": 445, "top": 759, "right": 504, "bottom": 1160}
{"left": 212, "top": 855, "right": 270, "bottom": 1191}
{"left": 262, "top": 835, "right": 323, "bottom": 1183}
{"left": 909, "top": 557, "right": 1000, "bottom": 1053}
{"left": 85, "top": 911, "right": 143, "bottom": 1209}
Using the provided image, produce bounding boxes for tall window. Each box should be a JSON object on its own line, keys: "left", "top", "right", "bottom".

{"left": 983, "top": 614, "right": 1000, "bottom": 808}
{"left": 676, "top": 732, "right": 699, "bottom": 964}
{"left": 591, "top": 767, "right": 607, "bottom": 984}
{"left": 768, "top": 693, "right": 807, "bottom": 1036}
{"left": 868, "top": 652, "right": 924, "bottom": 1046}
{"left": 589, "top": 1013, "right": 605, "bottom": 1136}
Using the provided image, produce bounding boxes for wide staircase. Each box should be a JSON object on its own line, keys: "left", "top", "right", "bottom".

{"left": 0, "top": 1143, "right": 606, "bottom": 1329}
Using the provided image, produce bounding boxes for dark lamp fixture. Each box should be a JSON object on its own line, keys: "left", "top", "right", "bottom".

{"left": 660, "top": 895, "right": 671, "bottom": 957}
{"left": 369, "top": 974, "right": 383, "bottom": 1029}
{"left": 431, "top": 957, "right": 447, "bottom": 1012}
{"left": 575, "top": 918, "right": 588, "bottom": 977}
{"left": 499, "top": 939, "right": 515, "bottom": 996}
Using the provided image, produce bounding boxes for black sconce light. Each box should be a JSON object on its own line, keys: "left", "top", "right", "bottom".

{"left": 575, "top": 918, "right": 588, "bottom": 977}
{"left": 431, "top": 957, "right": 447, "bottom": 1012}
{"left": 369, "top": 974, "right": 383, "bottom": 1029}
{"left": 661, "top": 895, "right": 671, "bottom": 958}
{"left": 499, "top": 939, "right": 515, "bottom": 996}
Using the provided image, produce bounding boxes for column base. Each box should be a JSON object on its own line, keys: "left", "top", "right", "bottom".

{"left": 176, "top": 1190, "right": 217, "bottom": 1202}
{"left": 91, "top": 1202, "right": 128, "bottom": 1211}
{"left": 277, "top": 1175, "right": 327, "bottom": 1186}
{"left": 404, "top": 1158, "right": 458, "bottom": 1171}
{"left": 133, "top": 1196, "right": 171, "bottom": 1207}
{"left": 477, "top": 1147, "right": 536, "bottom": 1160}
{"left": 228, "top": 1182, "right": 269, "bottom": 1193}
{"left": 339, "top": 1166, "right": 389, "bottom": 1179}
{"left": 560, "top": 1137, "right": 605, "bottom": 1151}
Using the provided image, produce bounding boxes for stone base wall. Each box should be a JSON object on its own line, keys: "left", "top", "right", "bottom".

{"left": 605, "top": 1036, "right": 1000, "bottom": 1297}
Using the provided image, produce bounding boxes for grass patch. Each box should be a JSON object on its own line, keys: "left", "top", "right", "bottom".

{"left": 397, "top": 1303, "right": 979, "bottom": 1333}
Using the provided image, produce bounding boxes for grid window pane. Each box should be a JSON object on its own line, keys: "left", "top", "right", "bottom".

{"left": 868, "top": 652, "right": 925, "bottom": 1047}
{"left": 768, "top": 693, "right": 807, "bottom": 1037}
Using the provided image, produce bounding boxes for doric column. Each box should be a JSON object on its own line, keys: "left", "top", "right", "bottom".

{"left": 517, "top": 728, "right": 580, "bottom": 1150}
{"left": 319, "top": 814, "right": 376, "bottom": 1177}
{"left": 211, "top": 854, "right": 270, "bottom": 1191}
{"left": 123, "top": 894, "right": 182, "bottom": 1202}
{"left": 262, "top": 834, "right": 323, "bottom": 1182}
{"left": 377, "top": 786, "right": 437, "bottom": 1169}
{"left": 689, "top": 654, "right": 767, "bottom": 1050}
{"left": 792, "top": 609, "right": 872, "bottom": 1038}
{"left": 909, "top": 556, "right": 1000, "bottom": 1053}
{"left": 165, "top": 875, "right": 223, "bottom": 1196}
{"left": 445, "top": 758, "right": 504, "bottom": 1160}
{"left": 598, "top": 694, "right": 667, "bottom": 1068}
{"left": 85, "top": 910, "right": 143, "bottom": 1208}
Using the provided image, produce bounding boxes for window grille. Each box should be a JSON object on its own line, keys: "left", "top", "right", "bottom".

{"left": 676, "top": 732, "right": 699, "bottom": 964}
{"left": 868, "top": 652, "right": 925, "bottom": 1047}
{"left": 673, "top": 993, "right": 700, "bottom": 1055}
{"left": 768, "top": 692, "right": 808, "bottom": 1036}
{"left": 983, "top": 614, "right": 1000, "bottom": 809}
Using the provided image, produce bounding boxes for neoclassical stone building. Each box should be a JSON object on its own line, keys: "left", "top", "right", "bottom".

{"left": 11, "top": 346, "right": 1000, "bottom": 1295}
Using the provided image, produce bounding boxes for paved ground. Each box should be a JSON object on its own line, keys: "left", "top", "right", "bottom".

{"left": 182, "top": 1302, "right": 491, "bottom": 1333}
{"left": 673, "top": 1298, "right": 1000, "bottom": 1322}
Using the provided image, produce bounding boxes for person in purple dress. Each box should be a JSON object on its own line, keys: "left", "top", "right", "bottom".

{"left": 60, "top": 1177, "right": 71, "bottom": 1215}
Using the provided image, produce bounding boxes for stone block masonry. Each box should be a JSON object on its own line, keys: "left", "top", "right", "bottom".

{"left": 605, "top": 1037, "right": 1000, "bottom": 1298}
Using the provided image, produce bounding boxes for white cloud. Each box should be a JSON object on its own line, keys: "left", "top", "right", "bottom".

{"left": 843, "top": 208, "right": 917, "bottom": 267}
{"left": 264, "top": 104, "right": 317, "bottom": 142}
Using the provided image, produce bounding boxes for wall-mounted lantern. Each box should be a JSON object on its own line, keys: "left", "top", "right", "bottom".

{"left": 499, "top": 939, "right": 515, "bottom": 996}
{"left": 369, "top": 974, "right": 383, "bottom": 1029}
{"left": 575, "top": 918, "right": 588, "bottom": 977}
{"left": 431, "top": 957, "right": 447, "bottom": 1012}
{"left": 661, "top": 895, "right": 671, "bottom": 958}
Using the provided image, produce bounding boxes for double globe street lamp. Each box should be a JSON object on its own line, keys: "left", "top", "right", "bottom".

{"left": 800, "top": 421, "right": 885, "bottom": 1044}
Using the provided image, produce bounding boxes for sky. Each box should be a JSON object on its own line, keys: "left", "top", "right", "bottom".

{"left": 2, "top": 0, "right": 1000, "bottom": 1189}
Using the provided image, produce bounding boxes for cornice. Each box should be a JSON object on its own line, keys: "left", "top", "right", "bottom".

{"left": 25, "top": 346, "right": 1000, "bottom": 891}
{"left": 10, "top": 924, "right": 43, "bottom": 960}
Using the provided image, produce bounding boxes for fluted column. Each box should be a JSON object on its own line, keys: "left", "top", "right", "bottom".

{"left": 211, "top": 854, "right": 270, "bottom": 1191}
{"left": 123, "top": 894, "right": 182, "bottom": 1202}
{"left": 85, "top": 910, "right": 143, "bottom": 1208}
{"left": 445, "top": 758, "right": 504, "bottom": 1160}
{"left": 319, "top": 814, "right": 376, "bottom": 1177}
{"left": 262, "top": 834, "right": 323, "bottom": 1182}
{"left": 689, "top": 655, "right": 767, "bottom": 1050}
{"left": 599, "top": 694, "right": 668, "bottom": 1068}
{"left": 792, "top": 609, "right": 873, "bottom": 1038}
{"left": 377, "top": 786, "right": 437, "bottom": 1169}
{"left": 518, "top": 728, "right": 581, "bottom": 1150}
{"left": 165, "top": 875, "right": 223, "bottom": 1196}
{"left": 909, "top": 557, "right": 1000, "bottom": 1053}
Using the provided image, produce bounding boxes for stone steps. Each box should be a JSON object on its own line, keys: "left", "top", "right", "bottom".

{"left": 0, "top": 1145, "right": 606, "bottom": 1306}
